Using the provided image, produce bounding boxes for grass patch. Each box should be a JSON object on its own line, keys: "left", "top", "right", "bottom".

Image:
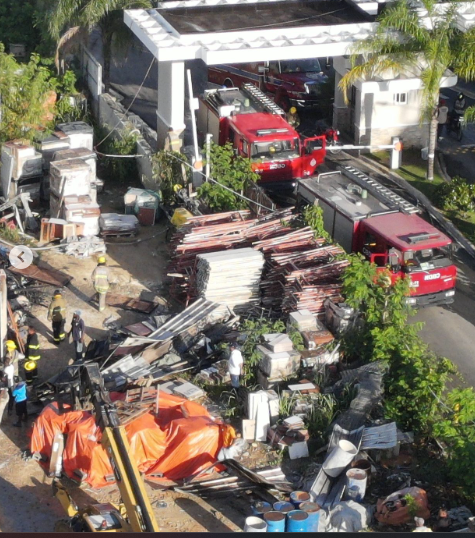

{"left": 369, "top": 149, "right": 475, "bottom": 244}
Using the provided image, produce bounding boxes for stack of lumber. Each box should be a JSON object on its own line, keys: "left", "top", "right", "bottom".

{"left": 196, "top": 248, "right": 265, "bottom": 311}
{"left": 168, "top": 208, "right": 296, "bottom": 302}
{"left": 260, "top": 245, "right": 348, "bottom": 312}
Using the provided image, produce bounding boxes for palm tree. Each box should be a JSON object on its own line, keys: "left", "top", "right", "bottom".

{"left": 339, "top": 0, "right": 475, "bottom": 181}
{"left": 48, "top": 0, "right": 152, "bottom": 93}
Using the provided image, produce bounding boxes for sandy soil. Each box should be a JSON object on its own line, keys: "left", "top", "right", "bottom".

{"left": 0, "top": 186, "right": 269, "bottom": 532}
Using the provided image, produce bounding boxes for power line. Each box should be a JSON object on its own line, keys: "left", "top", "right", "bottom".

{"left": 164, "top": 151, "right": 276, "bottom": 212}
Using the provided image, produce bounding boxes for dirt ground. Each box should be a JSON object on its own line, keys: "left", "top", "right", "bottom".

{"left": 0, "top": 187, "right": 276, "bottom": 532}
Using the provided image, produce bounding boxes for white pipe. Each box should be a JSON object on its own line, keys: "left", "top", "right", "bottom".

{"left": 186, "top": 69, "right": 201, "bottom": 168}
{"left": 205, "top": 133, "right": 213, "bottom": 181}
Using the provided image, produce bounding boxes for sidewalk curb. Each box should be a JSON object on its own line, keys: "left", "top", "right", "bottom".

{"left": 345, "top": 152, "right": 475, "bottom": 262}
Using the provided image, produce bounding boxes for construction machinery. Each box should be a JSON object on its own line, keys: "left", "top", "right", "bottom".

{"left": 52, "top": 363, "right": 159, "bottom": 533}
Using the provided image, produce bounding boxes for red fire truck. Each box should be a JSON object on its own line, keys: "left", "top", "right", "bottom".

{"left": 297, "top": 165, "right": 457, "bottom": 306}
{"left": 197, "top": 83, "right": 327, "bottom": 190}
{"left": 208, "top": 59, "right": 328, "bottom": 110}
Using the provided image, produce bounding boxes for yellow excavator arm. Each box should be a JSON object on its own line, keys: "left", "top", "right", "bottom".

{"left": 52, "top": 364, "right": 159, "bottom": 532}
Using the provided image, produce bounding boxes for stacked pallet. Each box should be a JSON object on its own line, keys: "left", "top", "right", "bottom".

{"left": 196, "top": 248, "right": 265, "bottom": 311}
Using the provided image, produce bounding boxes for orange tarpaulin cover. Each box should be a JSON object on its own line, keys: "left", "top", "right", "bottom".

{"left": 30, "top": 392, "right": 234, "bottom": 488}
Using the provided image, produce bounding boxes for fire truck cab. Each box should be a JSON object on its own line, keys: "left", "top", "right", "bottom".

{"left": 297, "top": 166, "right": 457, "bottom": 307}
{"left": 197, "top": 84, "right": 327, "bottom": 189}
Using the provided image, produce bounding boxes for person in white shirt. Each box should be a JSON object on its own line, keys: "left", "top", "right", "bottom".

{"left": 3, "top": 358, "right": 15, "bottom": 416}
{"left": 228, "top": 344, "right": 244, "bottom": 389}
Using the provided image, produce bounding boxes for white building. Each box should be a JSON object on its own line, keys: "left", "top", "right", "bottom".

{"left": 333, "top": 56, "right": 458, "bottom": 148}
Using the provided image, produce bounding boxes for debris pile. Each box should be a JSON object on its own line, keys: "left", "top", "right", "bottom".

{"left": 30, "top": 394, "right": 235, "bottom": 488}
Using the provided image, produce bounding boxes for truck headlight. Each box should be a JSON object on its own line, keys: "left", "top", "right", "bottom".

{"left": 406, "top": 297, "right": 417, "bottom": 305}
{"left": 445, "top": 290, "right": 455, "bottom": 297}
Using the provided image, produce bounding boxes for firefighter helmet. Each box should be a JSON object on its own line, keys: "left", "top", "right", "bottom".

{"left": 290, "top": 107, "right": 297, "bottom": 114}
{"left": 98, "top": 256, "right": 106, "bottom": 264}
{"left": 6, "top": 340, "right": 16, "bottom": 349}
{"left": 24, "top": 360, "right": 37, "bottom": 371}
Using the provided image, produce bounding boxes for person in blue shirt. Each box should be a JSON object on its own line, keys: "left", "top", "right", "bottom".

{"left": 12, "top": 377, "right": 27, "bottom": 427}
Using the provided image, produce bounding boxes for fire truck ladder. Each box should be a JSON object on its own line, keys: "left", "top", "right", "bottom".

{"left": 341, "top": 166, "right": 420, "bottom": 215}
{"left": 242, "top": 83, "right": 285, "bottom": 116}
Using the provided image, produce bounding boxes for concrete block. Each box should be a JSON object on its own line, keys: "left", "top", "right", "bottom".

{"left": 288, "top": 310, "right": 317, "bottom": 332}
{"left": 172, "top": 382, "right": 205, "bottom": 400}
{"left": 242, "top": 419, "right": 256, "bottom": 441}
{"left": 267, "top": 334, "right": 294, "bottom": 353}
{"left": 266, "top": 390, "right": 280, "bottom": 425}
{"left": 255, "top": 400, "right": 270, "bottom": 442}
{"left": 259, "top": 351, "right": 291, "bottom": 378}
{"left": 289, "top": 441, "right": 309, "bottom": 460}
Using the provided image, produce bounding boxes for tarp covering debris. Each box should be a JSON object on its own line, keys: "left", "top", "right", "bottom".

{"left": 30, "top": 393, "right": 235, "bottom": 488}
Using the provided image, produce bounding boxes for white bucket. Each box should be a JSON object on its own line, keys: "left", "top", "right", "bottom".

{"left": 244, "top": 516, "right": 268, "bottom": 532}
{"left": 322, "top": 440, "right": 358, "bottom": 477}
{"left": 346, "top": 469, "right": 367, "bottom": 502}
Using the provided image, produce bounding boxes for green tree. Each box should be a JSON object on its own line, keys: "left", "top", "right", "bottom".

{"left": 432, "top": 388, "right": 475, "bottom": 497}
{"left": 339, "top": 0, "right": 475, "bottom": 181}
{"left": 0, "top": 46, "right": 56, "bottom": 142}
{"left": 0, "top": 1, "right": 42, "bottom": 56}
{"left": 0, "top": 47, "right": 85, "bottom": 142}
{"left": 198, "top": 142, "right": 260, "bottom": 211}
{"left": 48, "top": 0, "right": 152, "bottom": 92}
{"left": 340, "top": 254, "right": 454, "bottom": 431}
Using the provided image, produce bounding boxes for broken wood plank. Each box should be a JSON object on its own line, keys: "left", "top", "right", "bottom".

{"left": 105, "top": 293, "right": 158, "bottom": 314}
{"left": 9, "top": 263, "right": 72, "bottom": 287}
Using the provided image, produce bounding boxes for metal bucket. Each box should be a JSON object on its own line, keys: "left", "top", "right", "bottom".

{"left": 264, "top": 511, "right": 286, "bottom": 532}
{"left": 273, "top": 501, "right": 294, "bottom": 513}
{"left": 346, "top": 469, "right": 367, "bottom": 502}
{"left": 290, "top": 491, "right": 311, "bottom": 509}
{"left": 300, "top": 501, "right": 321, "bottom": 532}
{"left": 322, "top": 440, "right": 358, "bottom": 477}
{"left": 286, "top": 510, "right": 309, "bottom": 532}
{"left": 252, "top": 501, "right": 272, "bottom": 519}
{"left": 244, "top": 516, "right": 267, "bottom": 532}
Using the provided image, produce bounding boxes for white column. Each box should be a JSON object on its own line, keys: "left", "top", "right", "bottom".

{"left": 157, "top": 61, "right": 186, "bottom": 150}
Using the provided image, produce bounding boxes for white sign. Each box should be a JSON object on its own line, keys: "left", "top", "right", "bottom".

{"left": 9, "top": 245, "right": 33, "bottom": 269}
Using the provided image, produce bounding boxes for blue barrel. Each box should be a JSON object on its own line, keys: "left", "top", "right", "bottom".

{"left": 300, "top": 502, "right": 321, "bottom": 532}
{"left": 286, "top": 510, "right": 309, "bottom": 532}
{"left": 264, "top": 511, "right": 286, "bottom": 532}
{"left": 252, "top": 501, "right": 272, "bottom": 519}
{"left": 273, "top": 501, "right": 294, "bottom": 514}
{"left": 290, "top": 491, "right": 311, "bottom": 509}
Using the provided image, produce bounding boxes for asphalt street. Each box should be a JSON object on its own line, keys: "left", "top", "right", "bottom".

{"left": 90, "top": 37, "right": 475, "bottom": 387}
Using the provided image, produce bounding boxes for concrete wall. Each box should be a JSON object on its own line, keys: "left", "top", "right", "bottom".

{"left": 98, "top": 93, "right": 157, "bottom": 187}
{"left": 82, "top": 47, "right": 102, "bottom": 116}
{"left": 332, "top": 55, "right": 455, "bottom": 149}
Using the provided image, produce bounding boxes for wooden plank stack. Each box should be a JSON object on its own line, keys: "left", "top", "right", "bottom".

{"left": 168, "top": 208, "right": 350, "bottom": 313}
{"left": 196, "top": 248, "right": 265, "bottom": 312}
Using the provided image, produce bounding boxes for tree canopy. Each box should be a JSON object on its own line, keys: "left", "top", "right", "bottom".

{"left": 340, "top": 0, "right": 475, "bottom": 180}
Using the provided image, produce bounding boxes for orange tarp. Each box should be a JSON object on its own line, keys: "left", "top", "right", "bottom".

{"left": 30, "top": 393, "right": 234, "bottom": 488}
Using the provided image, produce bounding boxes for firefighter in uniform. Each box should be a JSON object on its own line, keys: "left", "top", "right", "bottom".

{"left": 286, "top": 107, "right": 300, "bottom": 129}
{"left": 4, "top": 340, "right": 22, "bottom": 377}
{"left": 47, "top": 290, "right": 67, "bottom": 344}
{"left": 24, "top": 326, "right": 40, "bottom": 384}
{"left": 92, "top": 256, "right": 110, "bottom": 312}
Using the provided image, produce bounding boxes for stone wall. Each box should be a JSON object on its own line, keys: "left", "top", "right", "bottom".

{"left": 98, "top": 93, "right": 157, "bottom": 186}
{"left": 356, "top": 123, "right": 429, "bottom": 149}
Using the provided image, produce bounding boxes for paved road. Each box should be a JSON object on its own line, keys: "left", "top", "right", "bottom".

{"left": 413, "top": 250, "right": 475, "bottom": 388}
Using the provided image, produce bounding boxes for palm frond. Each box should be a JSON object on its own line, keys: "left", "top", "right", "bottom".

{"left": 55, "top": 26, "right": 87, "bottom": 73}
